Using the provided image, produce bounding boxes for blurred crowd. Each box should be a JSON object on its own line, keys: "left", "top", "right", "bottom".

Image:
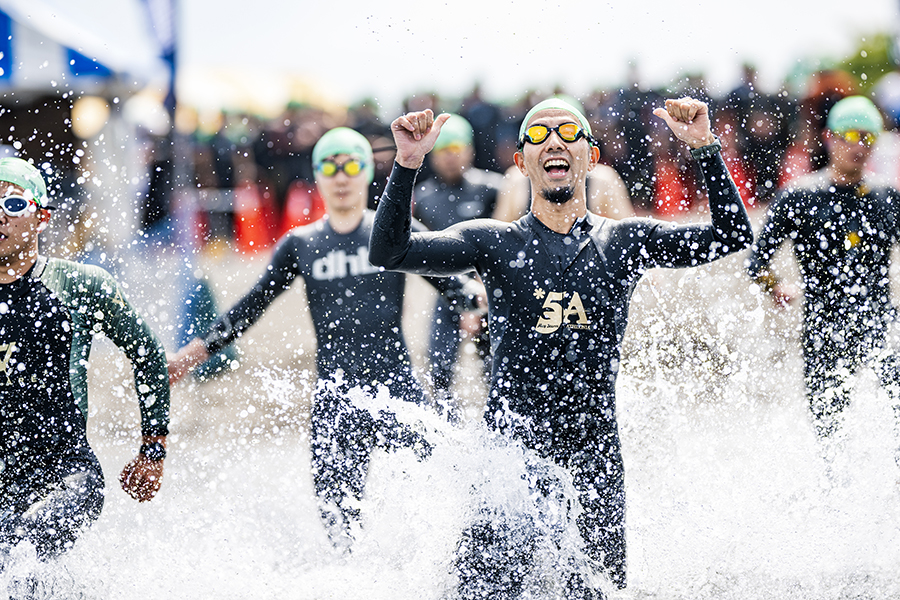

{"left": 157, "top": 63, "right": 900, "bottom": 251}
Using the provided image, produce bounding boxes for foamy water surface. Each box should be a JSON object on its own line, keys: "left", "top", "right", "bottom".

{"left": 4, "top": 235, "right": 900, "bottom": 599}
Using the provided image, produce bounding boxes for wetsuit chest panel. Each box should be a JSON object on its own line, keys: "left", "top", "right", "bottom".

{"left": 789, "top": 187, "right": 899, "bottom": 318}
{"left": 484, "top": 218, "right": 637, "bottom": 425}
{"left": 297, "top": 216, "right": 409, "bottom": 379}
{"left": 0, "top": 275, "right": 86, "bottom": 459}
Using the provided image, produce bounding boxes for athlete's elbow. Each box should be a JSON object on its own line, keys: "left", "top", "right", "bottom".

{"left": 730, "top": 232, "right": 753, "bottom": 252}
{"left": 367, "top": 244, "right": 399, "bottom": 269}
{"left": 720, "top": 237, "right": 752, "bottom": 258}
{"left": 714, "top": 225, "right": 753, "bottom": 253}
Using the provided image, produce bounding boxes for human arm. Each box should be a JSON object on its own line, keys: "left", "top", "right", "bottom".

{"left": 370, "top": 161, "right": 492, "bottom": 276}
{"left": 407, "top": 217, "right": 485, "bottom": 312}
{"left": 167, "top": 338, "right": 210, "bottom": 385}
{"left": 197, "top": 237, "right": 302, "bottom": 357}
{"left": 633, "top": 98, "right": 752, "bottom": 267}
{"left": 746, "top": 193, "right": 796, "bottom": 307}
{"left": 85, "top": 268, "right": 170, "bottom": 501}
{"left": 370, "top": 112, "right": 494, "bottom": 275}
{"left": 423, "top": 273, "right": 486, "bottom": 314}
{"left": 369, "top": 109, "right": 457, "bottom": 269}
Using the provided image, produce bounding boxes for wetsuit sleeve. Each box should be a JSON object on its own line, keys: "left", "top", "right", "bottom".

{"left": 88, "top": 269, "right": 170, "bottom": 437}
{"left": 369, "top": 162, "right": 484, "bottom": 276}
{"left": 745, "top": 190, "right": 794, "bottom": 289}
{"left": 642, "top": 152, "right": 752, "bottom": 268}
{"left": 201, "top": 236, "right": 301, "bottom": 355}
{"left": 408, "top": 217, "right": 481, "bottom": 312}
{"left": 421, "top": 274, "right": 482, "bottom": 313}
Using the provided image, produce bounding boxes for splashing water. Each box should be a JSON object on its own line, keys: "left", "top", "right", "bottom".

{"left": 5, "top": 243, "right": 900, "bottom": 599}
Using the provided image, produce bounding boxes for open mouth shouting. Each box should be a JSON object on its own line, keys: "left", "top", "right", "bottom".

{"left": 543, "top": 157, "right": 570, "bottom": 179}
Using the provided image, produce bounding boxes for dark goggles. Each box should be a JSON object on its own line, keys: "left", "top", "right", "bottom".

{"left": 316, "top": 158, "right": 365, "bottom": 178}
{"left": 0, "top": 195, "right": 38, "bottom": 217}
{"left": 836, "top": 129, "right": 877, "bottom": 148}
{"left": 519, "top": 122, "right": 592, "bottom": 148}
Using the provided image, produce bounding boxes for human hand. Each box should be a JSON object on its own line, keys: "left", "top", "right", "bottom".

{"left": 167, "top": 338, "right": 209, "bottom": 385}
{"left": 460, "top": 312, "right": 486, "bottom": 337}
{"left": 652, "top": 97, "right": 716, "bottom": 149}
{"left": 770, "top": 282, "right": 797, "bottom": 309}
{"left": 390, "top": 110, "right": 451, "bottom": 170}
{"left": 119, "top": 436, "right": 166, "bottom": 502}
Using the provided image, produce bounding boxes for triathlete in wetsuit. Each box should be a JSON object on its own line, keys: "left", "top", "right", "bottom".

{"left": 370, "top": 98, "right": 751, "bottom": 598}
{"left": 0, "top": 157, "right": 169, "bottom": 563}
{"left": 169, "top": 128, "right": 476, "bottom": 550}
{"left": 748, "top": 95, "right": 900, "bottom": 445}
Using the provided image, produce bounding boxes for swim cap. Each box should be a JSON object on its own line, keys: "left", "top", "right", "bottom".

{"left": 433, "top": 115, "right": 473, "bottom": 151}
{"left": 312, "top": 127, "right": 375, "bottom": 183}
{"left": 827, "top": 96, "right": 884, "bottom": 135}
{"left": 0, "top": 157, "right": 49, "bottom": 207}
{"left": 518, "top": 97, "right": 593, "bottom": 147}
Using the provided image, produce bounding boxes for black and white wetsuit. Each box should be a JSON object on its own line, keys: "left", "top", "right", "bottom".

{"left": 747, "top": 171, "right": 900, "bottom": 437}
{"left": 370, "top": 152, "right": 750, "bottom": 594}
{"left": 0, "top": 257, "right": 169, "bottom": 560}
{"left": 201, "top": 210, "right": 473, "bottom": 547}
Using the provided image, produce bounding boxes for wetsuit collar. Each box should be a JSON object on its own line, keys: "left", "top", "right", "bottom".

{"left": 568, "top": 214, "right": 592, "bottom": 237}
{"left": 324, "top": 211, "right": 367, "bottom": 236}
{"left": 0, "top": 258, "right": 43, "bottom": 304}
{"left": 525, "top": 212, "right": 598, "bottom": 272}
{"left": 523, "top": 210, "right": 596, "bottom": 236}
{"left": 28, "top": 255, "right": 48, "bottom": 279}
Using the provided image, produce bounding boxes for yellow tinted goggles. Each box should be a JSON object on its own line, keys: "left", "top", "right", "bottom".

{"left": 520, "top": 122, "right": 589, "bottom": 147}
{"left": 316, "top": 158, "right": 365, "bottom": 178}
{"left": 837, "top": 129, "right": 877, "bottom": 147}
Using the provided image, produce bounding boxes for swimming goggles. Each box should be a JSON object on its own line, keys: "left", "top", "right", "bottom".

{"left": 519, "top": 122, "right": 591, "bottom": 147}
{"left": 316, "top": 158, "right": 365, "bottom": 178}
{"left": 836, "top": 129, "right": 877, "bottom": 148}
{"left": 0, "top": 195, "right": 38, "bottom": 217}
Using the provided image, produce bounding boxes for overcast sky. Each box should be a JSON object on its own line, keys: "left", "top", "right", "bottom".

{"left": 174, "top": 0, "right": 900, "bottom": 113}
{"left": 3, "top": 0, "right": 898, "bottom": 114}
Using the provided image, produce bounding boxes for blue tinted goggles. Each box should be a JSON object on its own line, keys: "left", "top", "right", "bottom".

{"left": 1, "top": 195, "right": 38, "bottom": 217}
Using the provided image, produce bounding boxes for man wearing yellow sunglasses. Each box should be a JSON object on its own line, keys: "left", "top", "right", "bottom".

{"left": 748, "top": 95, "right": 900, "bottom": 462}
{"left": 370, "top": 97, "right": 751, "bottom": 598}
{"left": 0, "top": 157, "right": 170, "bottom": 565}
{"left": 169, "top": 127, "right": 479, "bottom": 551}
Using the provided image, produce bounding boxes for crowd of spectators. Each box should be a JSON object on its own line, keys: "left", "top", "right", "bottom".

{"left": 181, "top": 64, "right": 900, "bottom": 250}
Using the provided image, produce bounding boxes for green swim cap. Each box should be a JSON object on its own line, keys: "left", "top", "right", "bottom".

{"left": 827, "top": 96, "right": 883, "bottom": 135}
{"left": 0, "top": 157, "right": 49, "bottom": 207}
{"left": 312, "top": 127, "right": 375, "bottom": 183}
{"left": 433, "top": 114, "right": 473, "bottom": 151}
{"left": 518, "top": 97, "right": 593, "bottom": 147}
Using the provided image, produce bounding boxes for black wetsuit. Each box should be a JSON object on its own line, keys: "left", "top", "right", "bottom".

{"left": 0, "top": 257, "right": 169, "bottom": 561}
{"left": 747, "top": 171, "right": 900, "bottom": 437}
{"left": 413, "top": 172, "right": 499, "bottom": 392}
{"left": 201, "top": 210, "right": 473, "bottom": 547}
{"left": 370, "top": 152, "right": 750, "bottom": 596}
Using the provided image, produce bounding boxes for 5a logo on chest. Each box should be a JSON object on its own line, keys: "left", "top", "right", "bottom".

{"left": 533, "top": 288, "right": 591, "bottom": 334}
